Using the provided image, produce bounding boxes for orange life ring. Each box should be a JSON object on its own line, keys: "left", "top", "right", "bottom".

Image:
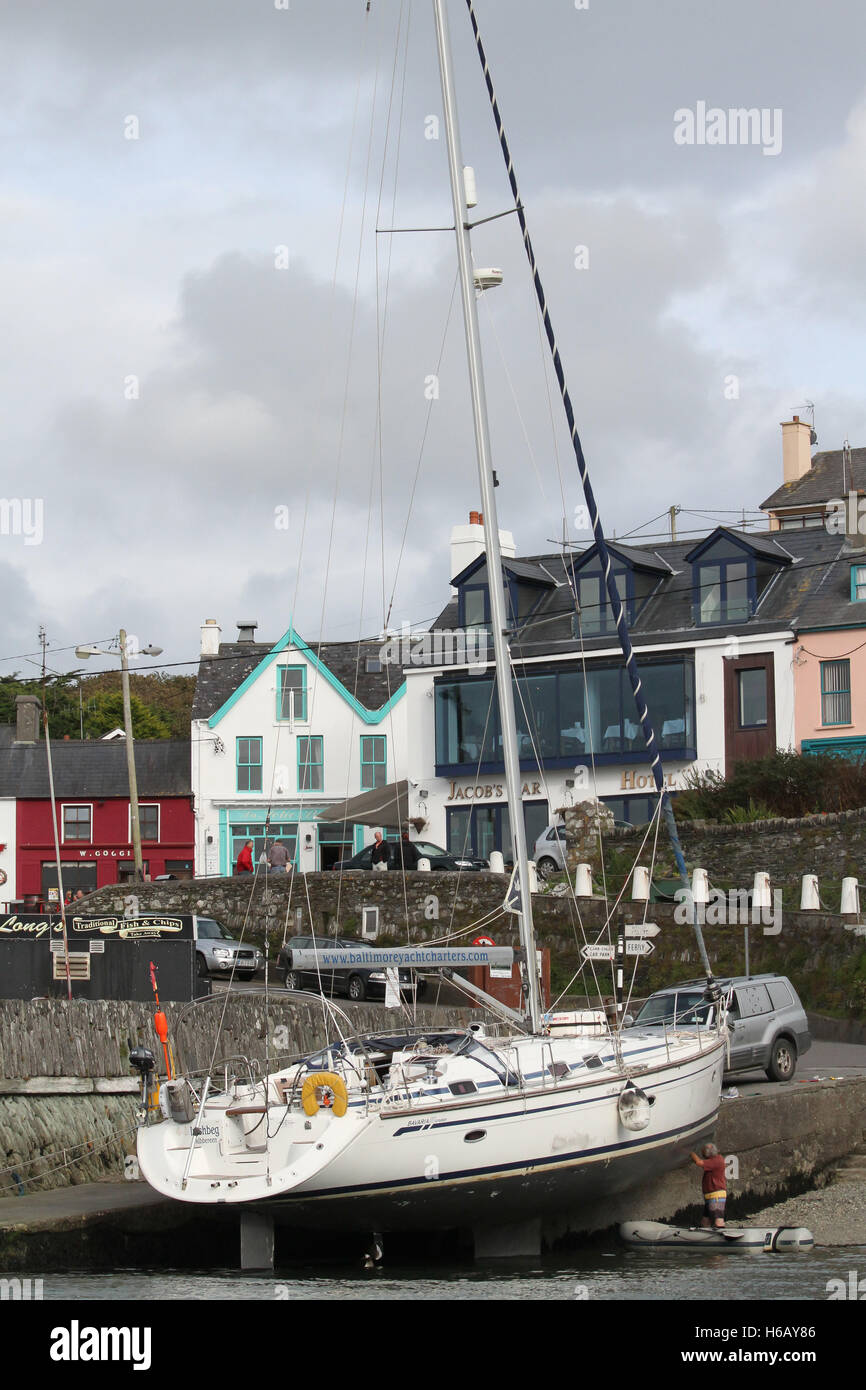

{"left": 301, "top": 1071, "right": 348, "bottom": 1117}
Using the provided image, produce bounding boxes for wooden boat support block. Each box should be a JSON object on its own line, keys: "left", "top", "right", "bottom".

{"left": 240, "top": 1210, "right": 275, "bottom": 1271}
{"left": 473, "top": 1217, "right": 542, "bottom": 1259}
{"left": 0, "top": 1076, "right": 140, "bottom": 1096}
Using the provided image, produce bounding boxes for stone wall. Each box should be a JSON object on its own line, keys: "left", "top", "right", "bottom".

{"left": 72, "top": 877, "right": 866, "bottom": 1019}
{"left": 0, "top": 997, "right": 480, "bottom": 1195}
{"left": 609, "top": 805, "right": 866, "bottom": 890}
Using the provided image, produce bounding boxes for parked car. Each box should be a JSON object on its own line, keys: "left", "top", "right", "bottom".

{"left": 533, "top": 820, "right": 566, "bottom": 876}
{"left": 628, "top": 974, "right": 811, "bottom": 1082}
{"left": 194, "top": 916, "right": 263, "bottom": 981}
{"left": 331, "top": 841, "right": 485, "bottom": 872}
{"left": 276, "top": 934, "right": 426, "bottom": 1002}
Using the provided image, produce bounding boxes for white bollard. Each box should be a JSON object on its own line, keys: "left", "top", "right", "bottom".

{"left": 488, "top": 850, "right": 505, "bottom": 874}
{"left": 752, "top": 871, "right": 771, "bottom": 910}
{"left": 417, "top": 857, "right": 431, "bottom": 872}
{"left": 528, "top": 861, "right": 539, "bottom": 894}
{"left": 691, "top": 868, "right": 710, "bottom": 905}
{"left": 800, "top": 874, "right": 820, "bottom": 911}
{"left": 841, "top": 877, "right": 860, "bottom": 915}
{"left": 574, "top": 863, "right": 593, "bottom": 897}
{"left": 632, "top": 866, "right": 650, "bottom": 902}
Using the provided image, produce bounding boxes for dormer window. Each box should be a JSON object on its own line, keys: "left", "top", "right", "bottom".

{"left": 569, "top": 543, "right": 668, "bottom": 636}
{"left": 453, "top": 556, "right": 555, "bottom": 636}
{"left": 685, "top": 529, "right": 791, "bottom": 628}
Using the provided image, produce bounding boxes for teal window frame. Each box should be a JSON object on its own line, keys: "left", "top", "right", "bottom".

{"left": 297, "top": 735, "right": 324, "bottom": 791}
{"left": 820, "top": 660, "right": 851, "bottom": 727}
{"left": 360, "top": 735, "right": 387, "bottom": 790}
{"left": 236, "top": 737, "right": 263, "bottom": 793}
{"left": 851, "top": 565, "right": 866, "bottom": 602}
{"left": 277, "top": 666, "right": 307, "bottom": 721}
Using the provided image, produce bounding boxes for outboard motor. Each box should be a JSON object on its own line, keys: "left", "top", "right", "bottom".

{"left": 129, "top": 1046, "right": 157, "bottom": 1121}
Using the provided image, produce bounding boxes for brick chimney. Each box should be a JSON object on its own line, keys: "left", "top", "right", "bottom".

{"left": 781, "top": 416, "right": 813, "bottom": 485}
{"left": 200, "top": 619, "right": 222, "bottom": 657}
{"left": 14, "top": 694, "right": 41, "bottom": 744}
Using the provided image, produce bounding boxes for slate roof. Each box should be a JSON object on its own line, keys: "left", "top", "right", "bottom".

{"left": 760, "top": 447, "right": 866, "bottom": 512}
{"left": 0, "top": 735, "right": 191, "bottom": 798}
{"left": 427, "top": 527, "right": 861, "bottom": 661}
{"left": 191, "top": 637, "right": 408, "bottom": 723}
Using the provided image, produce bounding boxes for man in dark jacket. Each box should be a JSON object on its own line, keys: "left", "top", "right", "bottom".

{"left": 371, "top": 831, "right": 390, "bottom": 870}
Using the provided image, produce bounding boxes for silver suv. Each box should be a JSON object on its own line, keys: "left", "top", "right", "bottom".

{"left": 194, "top": 916, "right": 262, "bottom": 981}
{"left": 630, "top": 974, "right": 811, "bottom": 1082}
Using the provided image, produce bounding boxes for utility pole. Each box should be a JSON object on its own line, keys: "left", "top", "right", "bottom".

{"left": 119, "top": 630, "right": 144, "bottom": 883}
{"left": 669, "top": 505, "right": 678, "bottom": 541}
{"left": 40, "top": 628, "right": 72, "bottom": 999}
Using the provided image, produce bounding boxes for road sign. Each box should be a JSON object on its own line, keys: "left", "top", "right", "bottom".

{"left": 625, "top": 939, "right": 655, "bottom": 957}
{"left": 473, "top": 935, "right": 496, "bottom": 947}
{"left": 624, "top": 923, "right": 660, "bottom": 938}
{"left": 582, "top": 943, "right": 616, "bottom": 962}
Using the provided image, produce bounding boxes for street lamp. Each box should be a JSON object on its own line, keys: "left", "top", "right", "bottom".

{"left": 76, "top": 632, "right": 164, "bottom": 883}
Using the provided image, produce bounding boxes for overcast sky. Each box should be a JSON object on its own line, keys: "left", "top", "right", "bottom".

{"left": 2, "top": 0, "right": 865, "bottom": 683}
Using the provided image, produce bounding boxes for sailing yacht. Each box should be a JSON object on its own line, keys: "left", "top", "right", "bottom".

{"left": 136, "top": 0, "right": 727, "bottom": 1248}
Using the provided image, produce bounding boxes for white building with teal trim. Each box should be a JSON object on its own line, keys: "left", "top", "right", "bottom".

{"left": 191, "top": 620, "right": 406, "bottom": 876}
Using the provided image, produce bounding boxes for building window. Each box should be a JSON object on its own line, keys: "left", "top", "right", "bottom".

{"left": 435, "top": 659, "right": 695, "bottom": 770}
{"left": 365, "top": 656, "right": 382, "bottom": 674}
{"left": 137, "top": 805, "right": 160, "bottom": 842}
{"left": 230, "top": 821, "right": 298, "bottom": 869}
{"left": 737, "top": 669, "right": 768, "bottom": 728}
{"left": 360, "top": 735, "right": 386, "bottom": 790}
{"left": 277, "top": 666, "right": 307, "bottom": 721}
{"left": 852, "top": 566, "right": 866, "bottom": 602}
{"left": 576, "top": 571, "right": 628, "bottom": 635}
{"left": 236, "top": 737, "right": 263, "bottom": 792}
{"left": 821, "top": 660, "right": 851, "bottom": 727}
{"left": 62, "top": 805, "right": 91, "bottom": 842}
{"left": 695, "top": 560, "right": 750, "bottom": 624}
{"left": 298, "top": 736, "right": 324, "bottom": 791}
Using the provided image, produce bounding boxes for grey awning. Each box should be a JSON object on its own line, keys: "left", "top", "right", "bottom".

{"left": 316, "top": 779, "right": 412, "bottom": 830}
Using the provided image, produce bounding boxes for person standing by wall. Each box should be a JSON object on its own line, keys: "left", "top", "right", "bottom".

{"left": 689, "top": 1143, "right": 727, "bottom": 1228}
{"left": 371, "top": 831, "right": 390, "bottom": 871}
{"left": 236, "top": 839, "right": 254, "bottom": 875}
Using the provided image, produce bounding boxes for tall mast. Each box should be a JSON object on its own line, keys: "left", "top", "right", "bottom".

{"left": 432, "top": 0, "right": 542, "bottom": 1031}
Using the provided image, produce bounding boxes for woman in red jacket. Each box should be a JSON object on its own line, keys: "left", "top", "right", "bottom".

{"left": 236, "top": 839, "right": 254, "bottom": 874}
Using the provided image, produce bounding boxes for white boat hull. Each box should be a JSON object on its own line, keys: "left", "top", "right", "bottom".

{"left": 138, "top": 1028, "right": 726, "bottom": 1233}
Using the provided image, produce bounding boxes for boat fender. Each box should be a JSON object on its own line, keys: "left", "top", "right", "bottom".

{"left": 617, "top": 1082, "right": 651, "bottom": 1131}
{"left": 301, "top": 1072, "right": 348, "bottom": 1117}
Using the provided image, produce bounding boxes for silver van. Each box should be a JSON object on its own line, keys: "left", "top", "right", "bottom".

{"left": 630, "top": 974, "right": 811, "bottom": 1082}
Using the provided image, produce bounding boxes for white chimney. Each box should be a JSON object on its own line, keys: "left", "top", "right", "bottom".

{"left": 200, "top": 619, "right": 221, "bottom": 656}
{"left": 781, "top": 416, "right": 813, "bottom": 485}
{"left": 450, "top": 512, "right": 516, "bottom": 593}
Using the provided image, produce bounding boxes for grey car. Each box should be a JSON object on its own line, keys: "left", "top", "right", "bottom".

{"left": 630, "top": 974, "right": 811, "bottom": 1082}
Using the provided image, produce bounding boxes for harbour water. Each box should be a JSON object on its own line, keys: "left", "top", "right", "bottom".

{"left": 25, "top": 1245, "right": 866, "bottom": 1301}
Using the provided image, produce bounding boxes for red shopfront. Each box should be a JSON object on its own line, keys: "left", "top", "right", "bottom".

{"left": 15, "top": 796, "right": 195, "bottom": 906}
